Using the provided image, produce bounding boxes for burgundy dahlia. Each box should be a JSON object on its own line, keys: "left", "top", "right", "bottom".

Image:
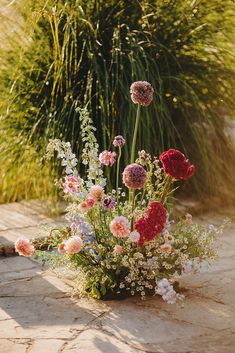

{"left": 135, "top": 201, "right": 167, "bottom": 246}
{"left": 159, "top": 149, "right": 195, "bottom": 180}
{"left": 130, "top": 81, "right": 154, "bottom": 106}
{"left": 122, "top": 163, "right": 147, "bottom": 189}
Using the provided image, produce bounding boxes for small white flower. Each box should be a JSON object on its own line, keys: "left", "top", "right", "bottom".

{"left": 129, "top": 230, "right": 140, "bottom": 242}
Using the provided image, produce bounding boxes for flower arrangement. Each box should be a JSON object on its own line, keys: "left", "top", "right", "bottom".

{"left": 15, "top": 81, "right": 224, "bottom": 304}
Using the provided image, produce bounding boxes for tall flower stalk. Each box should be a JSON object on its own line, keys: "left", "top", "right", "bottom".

{"left": 129, "top": 104, "right": 140, "bottom": 217}
{"left": 113, "top": 135, "right": 125, "bottom": 209}
{"left": 116, "top": 146, "right": 122, "bottom": 207}
{"left": 129, "top": 81, "right": 154, "bottom": 211}
{"left": 130, "top": 104, "right": 141, "bottom": 164}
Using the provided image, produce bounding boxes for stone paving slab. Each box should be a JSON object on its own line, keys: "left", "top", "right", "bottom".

{"left": 0, "top": 202, "right": 64, "bottom": 256}
{"left": 0, "top": 212, "right": 235, "bottom": 352}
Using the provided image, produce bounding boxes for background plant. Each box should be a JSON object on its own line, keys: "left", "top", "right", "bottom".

{"left": 0, "top": 0, "right": 235, "bottom": 204}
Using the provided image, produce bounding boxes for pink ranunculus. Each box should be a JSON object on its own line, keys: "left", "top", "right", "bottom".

{"left": 89, "top": 185, "right": 104, "bottom": 202}
{"left": 78, "top": 201, "right": 90, "bottom": 213}
{"left": 15, "top": 238, "right": 35, "bottom": 257}
{"left": 77, "top": 197, "right": 96, "bottom": 213}
{"left": 99, "top": 150, "right": 116, "bottom": 166}
{"left": 86, "top": 197, "right": 96, "bottom": 207}
{"left": 64, "top": 236, "right": 83, "bottom": 254}
{"left": 113, "top": 245, "right": 123, "bottom": 255}
{"left": 110, "top": 216, "right": 131, "bottom": 238}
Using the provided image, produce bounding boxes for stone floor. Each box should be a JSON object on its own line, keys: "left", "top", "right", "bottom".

{"left": 0, "top": 201, "right": 64, "bottom": 255}
{"left": 0, "top": 209, "right": 235, "bottom": 352}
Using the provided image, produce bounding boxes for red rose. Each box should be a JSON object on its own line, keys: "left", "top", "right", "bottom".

{"left": 159, "top": 149, "right": 195, "bottom": 180}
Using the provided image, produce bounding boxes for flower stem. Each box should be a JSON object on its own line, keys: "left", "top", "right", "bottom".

{"left": 130, "top": 105, "right": 140, "bottom": 228}
{"left": 160, "top": 175, "right": 173, "bottom": 204}
{"left": 131, "top": 189, "right": 135, "bottom": 231}
{"left": 116, "top": 146, "right": 122, "bottom": 208}
{"left": 130, "top": 104, "right": 141, "bottom": 164}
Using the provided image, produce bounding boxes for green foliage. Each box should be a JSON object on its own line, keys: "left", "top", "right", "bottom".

{"left": 1, "top": 0, "right": 235, "bottom": 202}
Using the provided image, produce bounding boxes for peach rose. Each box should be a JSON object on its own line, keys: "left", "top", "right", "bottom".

{"left": 15, "top": 238, "right": 35, "bottom": 257}
{"left": 64, "top": 236, "right": 83, "bottom": 254}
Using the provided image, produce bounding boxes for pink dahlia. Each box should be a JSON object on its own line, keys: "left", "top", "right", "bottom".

{"left": 64, "top": 236, "right": 83, "bottom": 254}
{"left": 110, "top": 216, "right": 131, "bottom": 238}
{"left": 113, "top": 135, "right": 125, "bottom": 148}
{"left": 89, "top": 185, "right": 104, "bottom": 202}
{"left": 130, "top": 81, "right": 154, "bottom": 106}
{"left": 15, "top": 238, "right": 35, "bottom": 257}
{"left": 122, "top": 163, "right": 147, "bottom": 189}
{"left": 99, "top": 150, "right": 116, "bottom": 166}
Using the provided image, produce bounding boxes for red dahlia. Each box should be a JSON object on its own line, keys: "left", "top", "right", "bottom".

{"left": 159, "top": 149, "right": 195, "bottom": 180}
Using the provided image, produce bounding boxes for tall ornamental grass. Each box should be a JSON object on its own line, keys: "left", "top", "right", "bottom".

{"left": 0, "top": 0, "right": 235, "bottom": 204}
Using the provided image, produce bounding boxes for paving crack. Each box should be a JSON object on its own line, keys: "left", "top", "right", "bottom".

{"left": 94, "top": 326, "right": 160, "bottom": 353}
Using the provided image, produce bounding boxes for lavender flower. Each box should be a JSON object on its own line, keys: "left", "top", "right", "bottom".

{"left": 67, "top": 212, "right": 93, "bottom": 236}
{"left": 156, "top": 279, "right": 184, "bottom": 304}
